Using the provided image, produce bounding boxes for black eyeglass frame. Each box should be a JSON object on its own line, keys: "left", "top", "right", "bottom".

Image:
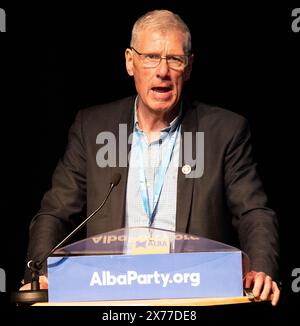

{"left": 130, "top": 47, "right": 190, "bottom": 70}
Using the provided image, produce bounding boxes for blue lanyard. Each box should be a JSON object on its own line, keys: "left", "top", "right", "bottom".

{"left": 136, "top": 125, "right": 179, "bottom": 226}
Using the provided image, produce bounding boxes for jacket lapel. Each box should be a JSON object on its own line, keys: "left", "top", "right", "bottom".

{"left": 110, "top": 97, "right": 135, "bottom": 230}
{"left": 176, "top": 99, "right": 197, "bottom": 233}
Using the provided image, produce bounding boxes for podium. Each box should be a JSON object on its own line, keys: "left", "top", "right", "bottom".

{"left": 45, "top": 227, "right": 250, "bottom": 304}
{"left": 33, "top": 296, "right": 253, "bottom": 306}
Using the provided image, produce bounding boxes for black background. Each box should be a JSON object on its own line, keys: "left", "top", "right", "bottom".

{"left": 0, "top": 1, "right": 299, "bottom": 321}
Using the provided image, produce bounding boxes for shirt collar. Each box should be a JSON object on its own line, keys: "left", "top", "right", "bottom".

{"left": 133, "top": 96, "right": 182, "bottom": 134}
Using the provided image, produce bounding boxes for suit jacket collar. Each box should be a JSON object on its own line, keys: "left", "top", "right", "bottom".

{"left": 110, "top": 96, "right": 135, "bottom": 230}
{"left": 176, "top": 96, "right": 197, "bottom": 233}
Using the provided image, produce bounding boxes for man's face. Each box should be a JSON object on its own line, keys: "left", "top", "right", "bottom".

{"left": 125, "top": 29, "right": 193, "bottom": 115}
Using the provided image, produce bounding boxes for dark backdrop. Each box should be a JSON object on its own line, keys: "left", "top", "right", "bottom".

{"left": 1, "top": 1, "right": 299, "bottom": 321}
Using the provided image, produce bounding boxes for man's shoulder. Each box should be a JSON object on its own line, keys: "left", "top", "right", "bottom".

{"left": 80, "top": 96, "right": 135, "bottom": 120}
{"left": 190, "top": 100, "right": 248, "bottom": 129}
{"left": 193, "top": 101, "right": 246, "bottom": 121}
{"left": 71, "top": 96, "right": 135, "bottom": 134}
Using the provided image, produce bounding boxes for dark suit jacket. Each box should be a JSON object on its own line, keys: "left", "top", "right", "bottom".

{"left": 26, "top": 95, "right": 279, "bottom": 281}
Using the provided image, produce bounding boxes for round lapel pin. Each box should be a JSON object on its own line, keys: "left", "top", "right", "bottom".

{"left": 182, "top": 164, "right": 191, "bottom": 175}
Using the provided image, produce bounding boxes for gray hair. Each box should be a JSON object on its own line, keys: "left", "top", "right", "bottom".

{"left": 130, "top": 10, "right": 192, "bottom": 54}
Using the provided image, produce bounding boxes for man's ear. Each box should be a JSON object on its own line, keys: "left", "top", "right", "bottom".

{"left": 125, "top": 48, "right": 134, "bottom": 76}
{"left": 183, "top": 54, "right": 194, "bottom": 81}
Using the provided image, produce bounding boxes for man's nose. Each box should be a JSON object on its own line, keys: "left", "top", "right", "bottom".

{"left": 156, "top": 57, "right": 170, "bottom": 78}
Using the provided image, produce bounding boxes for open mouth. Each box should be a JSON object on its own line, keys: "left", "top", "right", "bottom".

{"left": 151, "top": 86, "right": 172, "bottom": 93}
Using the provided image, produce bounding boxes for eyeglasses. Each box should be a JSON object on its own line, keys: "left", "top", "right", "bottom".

{"left": 131, "top": 47, "right": 189, "bottom": 71}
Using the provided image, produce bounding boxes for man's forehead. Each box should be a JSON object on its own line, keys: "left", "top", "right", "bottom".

{"left": 137, "top": 29, "right": 185, "bottom": 52}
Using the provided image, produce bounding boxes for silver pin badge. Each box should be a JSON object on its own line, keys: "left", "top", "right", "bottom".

{"left": 182, "top": 164, "right": 191, "bottom": 175}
